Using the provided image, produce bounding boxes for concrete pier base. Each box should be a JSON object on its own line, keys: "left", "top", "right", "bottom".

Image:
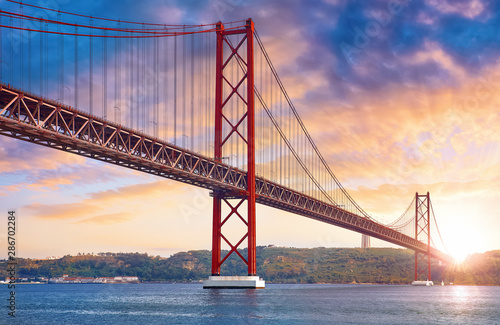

{"left": 411, "top": 280, "right": 434, "bottom": 286}
{"left": 203, "top": 276, "right": 265, "bottom": 289}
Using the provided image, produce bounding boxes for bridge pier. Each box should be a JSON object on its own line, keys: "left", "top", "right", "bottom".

{"left": 204, "top": 276, "right": 265, "bottom": 289}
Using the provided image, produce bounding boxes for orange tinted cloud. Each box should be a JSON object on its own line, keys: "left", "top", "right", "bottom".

{"left": 0, "top": 138, "right": 85, "bottom": 173}
{"left": 296, "top": 61, "right": 500, "bottom": 190}
{"left": 23, "top": 179, "right": 191, "bottom": 223}
{"left": 76, "top": 213, "right": 134, "bottom": 225}
{"left": 24, "top": 202, "right": 102, "bottom": 220}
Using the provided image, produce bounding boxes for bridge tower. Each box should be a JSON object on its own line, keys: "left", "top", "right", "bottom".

{"left": 361, "top": 234, "right": 370, "bottom": 248}
{"left": 414, "top": 192, "right": 431, "bottom": 281}
{"left": 204, "top": 19, "right": 264, "bottom": 289}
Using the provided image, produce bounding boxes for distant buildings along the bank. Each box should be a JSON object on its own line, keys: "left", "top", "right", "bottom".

{"left": 49, "top": 275, "right": 140, "bottom": 284}
{"left": 2, "top": 275, "right": 140, "bottom": 284}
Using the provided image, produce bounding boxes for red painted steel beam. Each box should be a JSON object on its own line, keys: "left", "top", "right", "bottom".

{"left": 415, "top": 192, "right": 418, "bottom": 281}
{"left": 211, "top": 21, "right": 225, "bottom": 276}
{"left": 246, "top": 19, "right": 257, "bottom": 276}
{"left": 427, "top": 192, "right": 431, "bottom": 281}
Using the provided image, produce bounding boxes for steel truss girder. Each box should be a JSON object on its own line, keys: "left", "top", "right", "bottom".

{"left": 0, "top": 84, "right": 248, "bottom": 191}
{"left": 0, "top": 83, "right": 452, "bottom": 264}
{"left": 255, "top": 180, "right": 450, "bottom": 262}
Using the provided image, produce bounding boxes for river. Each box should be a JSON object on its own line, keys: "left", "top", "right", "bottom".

{"left": 3, "top": 283, "right": 499, "bottom": 324}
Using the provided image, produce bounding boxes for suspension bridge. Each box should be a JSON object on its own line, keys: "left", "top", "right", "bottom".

{"left": 0, "top": 1, "right": 452, "bottom": 288}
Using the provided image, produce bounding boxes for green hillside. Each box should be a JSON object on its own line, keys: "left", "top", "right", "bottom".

{"left": 1, "top": 247, "right": 499, "bottom": 285}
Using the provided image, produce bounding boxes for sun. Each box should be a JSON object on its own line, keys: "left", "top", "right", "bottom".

{"left": 449, "top": 247, "right": 470, "bottom": 264}
{"left": 443, "top": 224, "right": 482, "bottom": 264}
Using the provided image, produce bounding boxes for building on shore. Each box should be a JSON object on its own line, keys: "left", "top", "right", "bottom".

{"left": 49, "top": 274, "right": 139, "bottom": 284}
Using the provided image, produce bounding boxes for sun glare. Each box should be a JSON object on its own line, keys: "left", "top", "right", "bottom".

{"left": 444, "top": 225, "right": 482, "bottom": 264}
{"left": 449, "top": 249, "right": 469, "bottom": 264}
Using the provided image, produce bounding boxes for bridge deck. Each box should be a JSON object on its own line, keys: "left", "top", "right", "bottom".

{"left": 0, "top": 84, "right": 452, "bottom": 263}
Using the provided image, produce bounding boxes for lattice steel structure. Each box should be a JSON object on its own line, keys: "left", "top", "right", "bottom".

{"left": 211, "top": 19, "right": 257, "bottom": 276}
{"left": 415, "top": 192, "right": 431, "bottom": 281}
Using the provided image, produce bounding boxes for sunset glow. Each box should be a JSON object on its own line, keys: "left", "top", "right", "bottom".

{"left": 1, "top": 0, "right": 499, "bottom": 260}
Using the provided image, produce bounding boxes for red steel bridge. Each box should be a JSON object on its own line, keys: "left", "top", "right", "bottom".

{"left": 0, "top": 1, "right": 452, "bottom": 283}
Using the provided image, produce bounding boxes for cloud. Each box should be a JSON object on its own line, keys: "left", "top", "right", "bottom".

{"left": 425, "top": 0, "right": 486, "bottom": 19}
{"left": 24, "top": 202, "right": 102, "bottom": 220}
{"left": 0, "top": 184, "right": 22, "bottom": 196}
{"left": 295, "top": 0, "right": 500, "bottom": 96}
{"left": 402, "top": 40, "right": 467, "bottom": 82}
{"left": 22, "top": 179, "right": 189, "bottom": 223}
{"left": 25, "top": 175, "right": 81, "bottom": 192}
{"left": 86, "top": 179, "right": 184, "bottom": 202}
{"left": 76, "top": 212, "right": 133, "bottom": 225}
{"left": 293, "top": 59, "right": 500, "bottom": 191}
{"left": 0, "top": 157, "right": 139, "bottom": 196}
{"left": 351, "top": 177, "right": 500, "bottom": 218}
{"left": 0, "top": 138, "right": 85, "bottom": 173}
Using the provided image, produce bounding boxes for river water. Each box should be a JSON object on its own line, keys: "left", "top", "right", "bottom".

{"left": 3, "top": 283, "right": 499, "bottom": 324}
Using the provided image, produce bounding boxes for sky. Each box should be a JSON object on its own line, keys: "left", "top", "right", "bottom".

{"left": 1, "top": 0, "right": 499, "bottom": 262}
